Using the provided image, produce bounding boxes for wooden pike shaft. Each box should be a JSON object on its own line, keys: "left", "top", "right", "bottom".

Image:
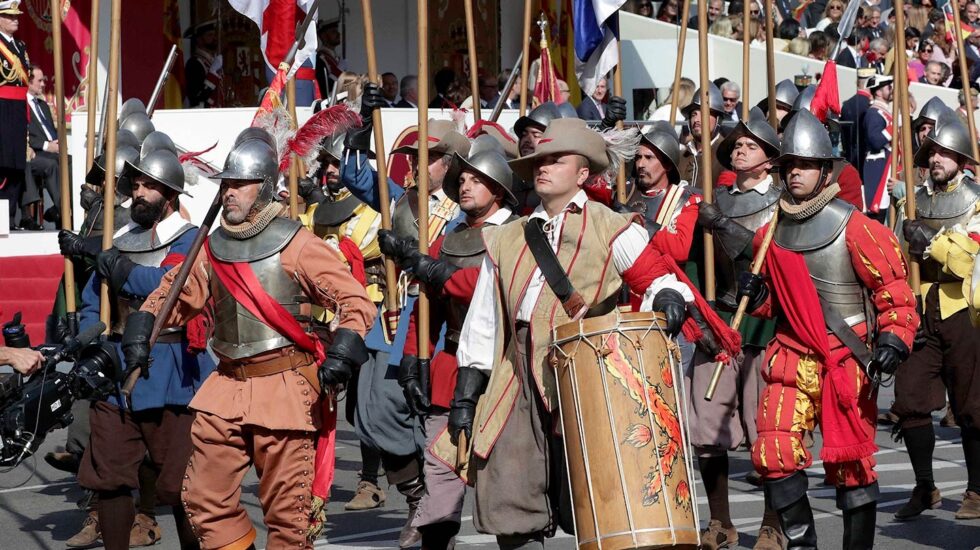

{"left": 742, "top": 0, "right": 750, "bottom": 120}
{"left": 464, "top": 0, "right": 481, "bottom": 120}
{"left": 50, "top": 0, "right": 75, "bottom": 314}
{"left": 614, "top": 45, "right": 627, "bottom": 204}
{"left": 417, "top": 0, "right": 431, "bottom": 361}
{"left": 952, "top": 3, "right": 980, "bottom": 161}
{"left": 893, "top": 0, "right": 920, "bottom": 292}
{"left": 99, "top": 0, "right": 123, "bottom": 333}
{"left": 668, "top": 0, "right": 692, "bottom": 127}
{"left": 705, "top": 211, "right": 779, "bottom": 400}
{"left": 765, "top": 0, "right": 777, "bottom": 129}
{"left": 287, "top": 78, "right": 299, "bottom": 219}
{"left": 696, "top": 0, "right": 716, "bottom": 302}
{"left": 519, "top": 0, "right": 533, "bottom": 117}
{"left": 84, "top": 0, "right": 100, "bottom": 172}
{"left": 361, "top": 0, "right": 399, "bottom": 318}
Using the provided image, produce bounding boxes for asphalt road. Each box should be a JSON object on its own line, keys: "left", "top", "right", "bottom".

{"left": 1, "top": 383, "right": 978, "bottom": 549}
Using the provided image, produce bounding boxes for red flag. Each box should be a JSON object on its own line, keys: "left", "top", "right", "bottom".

{"left": 533, "top": 30, "right": 563, "bottom": 106}
{"left": 811, "top": 60, "right": 841, "bottom": 123}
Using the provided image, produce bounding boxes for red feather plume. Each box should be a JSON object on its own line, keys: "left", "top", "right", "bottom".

{"left": 279, "top": 105, "right": 362, "bottom": 173}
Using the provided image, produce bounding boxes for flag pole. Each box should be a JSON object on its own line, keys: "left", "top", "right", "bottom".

{"left": 893, "top": 0, "right": 919, "bottom": 292}
{"left": 51, "top": 0, "right": 76, "bottom": 323}
{"left": 99, "top": 0, "right": 123, "bottom": 333}
{"left": 697, "top": 0, "right": 716, "bottom": 302}
{"left": 416, "top": 0, "right": 432, "bottom": 388}
{"left": 764, "top": 0, "right": 777, "bottom": 129}
{"left": 668, "top": 0, "right": 692, "bottom": 126}
{"left": 614, "top": 44, "right": 627, "bottom": 203}
{"left": 519, "top": 0, "right": 533, "bottom": 116}
{"left": 951, "top": 2, "right": 980, "bottom": 161}
{"left": 84, "top": 0, "right": 100, "bottom": 172}
{"left": 741, "top": 0, "right": 751, "bottom": 120}
{"left": 464, "top": 0, "right": 481, "bottom": 120}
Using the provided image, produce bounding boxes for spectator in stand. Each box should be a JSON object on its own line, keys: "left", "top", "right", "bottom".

{"left": 577, "top": 76, "right": 607, "bottom": 121}
{"left": 808, "top": 30, "right": 832, "bottom": 61}
{"left": 557, "top": 79, "right": 571, "bottom": 104}
{"left": 380, "top": 72, "right": 399, "bottom": 107}
{"left": 815, "top": 0, "right": 845, "bottom": 31}
{"left": 488, "top": 69, "right": 519, "bottom": 110}
{"left": 477, "top": 72, "right": 498, "bottom": 109}
{"left": 930, "top": 24, "right": 956, "bottom": 79}
{"left": 395, "top": 74, "right": 418, "bottom": 108}
{"left": 632, "top": 0, "right": 655, "bottom": 18}
{"left": 778, "top": 18, "right": 803, "bottom": 40}
{"left": 835, "top": 27, "right": 871, "bottom": 68}
{"left": 921, "top": 60, "right": 947, "bottom": 85}
{"left": 908, "top": 5, "right": 931, "bottom": 34}
{"left": 908, "top": 40, "right": 934, "bottom": 82}
{"left": 720, "top": 80, "right": 741, "bottom": 122}
{"left": 688, "top": 0, "right": 723, "bottom": 29}
{"left": 906, "top": 26, "right": 922, "bottom": 54}
{"left": 656, "top": 0, "right": 681, "bottom": 24}
{"left": 23, "top": 66, "right": 61, "bottom": 229}
{"left": 869, "top": 6, "right": 884, "bottom": 35}
{"left": 647, "top": 76, "right": 695, "bottom": 123}
{"left": 966, "top": 1, "right": 980, "bottom": 24}
{"left": 709, "top": 16, "right": 737, "bottom": 39}
{"left": 788, "top": 36, "right": 812, "bottom": 56}
{"left": 866, "top": 37, "right": 890, "bottom": 73}
{"left": 429, "top": 67, "right": 456, "bottom": 109}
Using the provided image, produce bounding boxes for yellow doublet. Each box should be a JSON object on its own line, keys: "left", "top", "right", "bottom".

{"left": 925, "top": 218, "right": 980, "bottom": 325}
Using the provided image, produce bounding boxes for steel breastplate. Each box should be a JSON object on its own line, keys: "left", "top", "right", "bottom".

{"left": 775, "top": 200, "right": 868, "bottom": 327}
{"left": 915, "top": 178, "right": 980, "bottom": 283}
{"left": 209, "top": 252, "right": 309, "bottom": 359}
{"left": 208, "top": 217, "right": 302, "bottom": 262}
{"left": 110, "top": 222, "right": 195, "bottom": 335}
{"left": 313, "top": 193, "right": 363, "bottom": 230}
{"left": 627, "top": 187, "right": 691, "bottom": 237}
{"left": 714, "top": 186, "right": 780, "bottom": 309}
{"left": 391, "top": 189, "right": 420, "bottom": 240}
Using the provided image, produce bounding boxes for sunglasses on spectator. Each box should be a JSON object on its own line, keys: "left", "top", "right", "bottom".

{"left": 723, "top": 97, "right": 739, "bottom": 102}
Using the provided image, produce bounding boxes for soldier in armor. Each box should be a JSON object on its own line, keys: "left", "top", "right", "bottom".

{"left": 129, "top": 128, "right": 376, "bottom": 549}
{"left": 693, "top": 107, "right": 784, "bottom": 550}
{"left": 893, "top": 110, "right": 980, "bottom": 521}
{"left": 341, "top": 83, "right": 467, "bottom": 547}
{"left": 678, "top": 82, "right": 725, "bottom": 189}
{"left": 755, "top": 78, "right": 799, "bottom": 127}
{"left": 377, "top": 134, "right": 520, "bottom": 550}
{"left": 737, "top": 110, "right": 917, "bottom": 549}
{"left": 298, "top": 131, "right": 388, "bottom": 511}
{"left": 58, "top": 137, "right": 216, "bottom": 550}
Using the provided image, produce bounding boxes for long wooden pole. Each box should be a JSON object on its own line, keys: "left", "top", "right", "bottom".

{"left": 697, "top": 0, "right": 715, "bottom": 302}
{"left": 99, "top": 0, "right": 123, "bottom": 333}
{"left": 668, "top": 0, "right": 692, "bottom": 126}
{"left": 489, "top": 50, "right": 523, "bottom": 122}
{"left": 705, "top": 211, "right": 778, "bottom": 400}
{"left": 464, "top": 0, "right": 481, "bottom": 120}
{"left": 287, "top": 79, "right": 299, "bottom": 219}
{"left": 50, "top": 0, "right": 76, "bottom": 319}
{"left": 361, "top": 0, "right": 400, "bottom": 336}
{"left": 742, "top": 1, "right": 751, "bottom": 120}
{"left": 519, "top": 0, "right": 533, "bottom": 116}
{"left": 84, "top": 0, "right": 100, "bottom": 171}
{"left": 417, "top": 0, "right": 431, "bottom": 370}
{"left": 764, "top": 0, "right": 777, "bottom": 129}
{"left": 893, "top": 0, "right": 920, "bottom": 291}
{"left": 614, "top": 45, "right": 627, "bottom": 203}
{"left": 952, "top": 3, "right": 980, "bottom": 161}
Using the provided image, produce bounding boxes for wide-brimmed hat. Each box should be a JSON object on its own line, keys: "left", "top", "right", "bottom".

{"left": 444, "top": 135, "right": 518, "bottom": 208}
{"left": 508, "top": 118, "right": 609, "bottom": 183}
{"left": 391, "top": 119, "right": 471, "bottom": 158}
{"left": 717, "top": 106, "right": 781, "bottom": 171}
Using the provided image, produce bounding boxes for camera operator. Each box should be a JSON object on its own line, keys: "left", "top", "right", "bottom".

{"left": 59, "top": 135, "right": 215, "bottom": 550}
{"left": 0, "top": 345, "right": 43, "bottom": 375}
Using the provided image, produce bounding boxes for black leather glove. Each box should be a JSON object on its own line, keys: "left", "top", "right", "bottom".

{"left": 46, "top": 314, "right": 72, "bottom": 344}
{"left": 872, "top": 332, "right": 910, "bottom": 376}
{"left": 611, "top": 200, "right": 632, "bottom": 214}
{"left": 96, "top": 248, "right": 137, "bottom": 294}
{"left": 600, "top": 96, "right": 627, "bottom": 129}
{"left": 318, "top": 328, "right": 369, "bottom": 390}
{"left": 80, "top": 187, "right": 103, "bottom": 211}
{"left": 913, "top": 295, "right": 927, "bottom": 350}
{"left": 59, "top": 230, "right": 101, "bottom": 259}
{"left": 410, "top": 255, "right": 460, "bottom": 293}
{"left": 298, "top": 177, "right": 326, "bottom": 205}
{"left": 651, "top": 288, "right": 687, "bottom": 337}
{"left": 122, "top": 311, "right": 155, "bottom": 380}
{"left": 699, "top": 202, "right": 755, "bottom": 260}
{"left": 688, "top": 305, "right": 721, "bottom": 357}
{"left": 378, "top": 229, "right": 421, "bottom": 268}
{"left": 398, "top": 355, "right": 431, "bottom": 416}
{"left": 903, "top": 219, "right": 938, "bottom": 258}
{"left": 737, "top": 271, "right": 769, "bottom": 312}
{"left": 448, "top": 367, "right": 489, "bottom": 446}
{"left": 697, "top": 202, "right": 726, "bottom": 229}
{"left": 359, "top": 82, "right": 387, "bottom": 119}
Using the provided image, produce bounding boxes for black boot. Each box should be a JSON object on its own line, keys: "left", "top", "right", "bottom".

{"left": 763, "top": 472, "right": 817, "bottom": 549}
{"left": 420, "top": 520, "right": 459, "bottom": 550}
{"left": 838, "top": 483, "right": 879, "bottom": 550}
{"left": 396, "top": 476, "right": 425, "bottom": 548}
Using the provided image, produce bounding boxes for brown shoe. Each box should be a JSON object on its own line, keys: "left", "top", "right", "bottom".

{"left": 700, "top": 519, "right": 738, "bottom": 550}
{"left": 955, "top": 491, "right": 980, "bottom": 520}
{"left": 65, "top": 511, "right": 100, "bottom": 548}
{"left": 895, "top": 485, "right": 942, "bottom": 520}
{"left": 752, "top": 525, "right": 785, "bottom": 550}
{"left": 129, "top": 513, "right": 162, "bottom": 547}
{"left": 940, "top": 407, "right": 958, "bottom": 428}
{"left": 345, "top": 480, "right": 386, "bottom": 511}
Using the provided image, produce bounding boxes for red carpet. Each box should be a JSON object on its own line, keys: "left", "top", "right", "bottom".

{"left": 0, "top": 255, "right": 65, "bottom": 345}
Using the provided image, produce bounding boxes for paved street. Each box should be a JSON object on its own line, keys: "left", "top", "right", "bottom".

{"left": 1, "top": 382, "right": 978, "bottom": 549}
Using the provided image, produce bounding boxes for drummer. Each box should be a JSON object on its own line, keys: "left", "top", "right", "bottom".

{"left": 437, "top": 118, "right": 740, "bottom": 548}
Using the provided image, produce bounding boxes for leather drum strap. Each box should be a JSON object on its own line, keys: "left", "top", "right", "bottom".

{"left": 524, "top": 218, "right": 588, "bottom": 321}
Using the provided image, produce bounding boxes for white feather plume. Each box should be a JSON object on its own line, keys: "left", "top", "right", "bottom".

{"left": 600, "top": 126, "right": 642, "bottom": 178}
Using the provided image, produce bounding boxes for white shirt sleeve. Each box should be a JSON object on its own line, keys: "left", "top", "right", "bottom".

{"left": 613, "top": 222, "right": 695, "bottom": 306}
{"left": 455, "top": 255, "right": 499, "bottom": 374}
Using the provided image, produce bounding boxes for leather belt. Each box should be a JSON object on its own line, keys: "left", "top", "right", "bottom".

{"left": 217, "top": 346, "right": 319, "bottom": 391}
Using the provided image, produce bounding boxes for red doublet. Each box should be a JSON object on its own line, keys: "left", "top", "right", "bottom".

{"left": 650, "top": 192, "right": 701, "bottom": 264}
{"left": 748, "top": 212, "right": 917, "bottom": 487}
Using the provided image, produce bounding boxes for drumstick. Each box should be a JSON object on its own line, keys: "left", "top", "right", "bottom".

{"left": 457, "top": 432, "right": 469, "bottom": 468}
{"left": 704, "top": 210, "right": 779, "bottom": 401}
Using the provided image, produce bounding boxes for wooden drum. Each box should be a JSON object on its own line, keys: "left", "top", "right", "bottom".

{"left": 551, "top": 311, "right": 699, "bottom": 550}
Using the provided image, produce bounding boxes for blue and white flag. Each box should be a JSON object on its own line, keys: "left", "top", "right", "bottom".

{"left": 573, "top": 0, "right": 627, "bottom": 96}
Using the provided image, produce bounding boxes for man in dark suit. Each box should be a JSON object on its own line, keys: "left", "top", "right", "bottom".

{"left": 0, "top": 1, "right": 30, "bottom": 228}
{"left": 840, "top": 67, "right": 874, "bottom": 172}
{"left": 23, "top": 66, "right": 60, "bottom": 227}
{"left": 395, "top": 74, "right": 418, "bottom": 108}
{"left": 576, "top": 76, "right": 606, "bottom": 121}
{"left": 835, "top": 27, "right": 872, "bottom": 69}
{"left": 428, "top": 67, "right": 455, "bottom": 109}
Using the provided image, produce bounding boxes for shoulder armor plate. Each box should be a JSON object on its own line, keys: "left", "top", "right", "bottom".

{"left": 774, "top": 199, "right": 855, "bottom": 252}
{"left": 313, "top": 194, "right": 364, "bottom": 228}
{"left": 715, "top": 184, "right": 782, "bottom": 218}
{"left": 114, "top": 222, "right": 195, "bottom": 253}
{"left": 209, "top": 217, "right": 303, "bottom": 262}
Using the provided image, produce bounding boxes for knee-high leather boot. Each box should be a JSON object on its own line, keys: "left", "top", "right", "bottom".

{"left": 763, "top": 472, "right": 817, "bottom": 549}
